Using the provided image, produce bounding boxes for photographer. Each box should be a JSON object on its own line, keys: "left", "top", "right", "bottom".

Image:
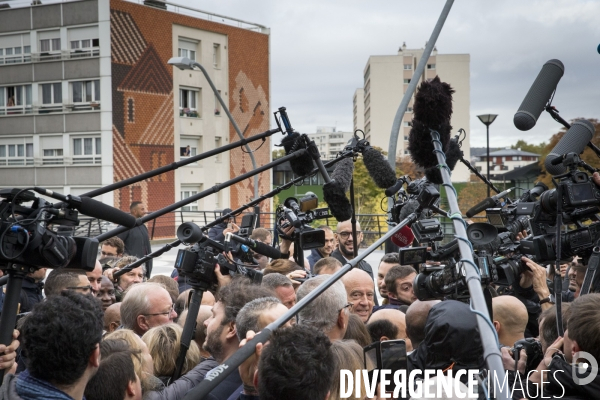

{"left": 208, "top": 209, "right": 240, "bottom": 243}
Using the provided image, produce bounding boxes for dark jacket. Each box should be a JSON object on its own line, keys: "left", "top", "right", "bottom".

{"left": 144, "top": 357, "right": 219, "bottom": 400}
{"left": 117, "top": 224, "right": 152, "bottom": 277}
{"left": 544, "top": 355, "right": 600, "bottom": 399}
{"left": 208, "top": 222, "right": 228, "bottom": 243}
{"left": 21, "top": 277, "right": 44, "bottom": 313}
{"left": 204, "top": 368, "right": 242, "bottom": 400}
{"left": 307, "top": 248, "right": 325, "bottom": 272}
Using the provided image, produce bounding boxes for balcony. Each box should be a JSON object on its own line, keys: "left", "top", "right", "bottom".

{"left": 0, "top": 103, "right": 100, "bottom": 117}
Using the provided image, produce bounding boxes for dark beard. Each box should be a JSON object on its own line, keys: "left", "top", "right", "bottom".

{"left": 339, "top": 244, "right": 354, "bottom": 259}
{"left": 203, "top": 323, "right": 226, "bottom": 363}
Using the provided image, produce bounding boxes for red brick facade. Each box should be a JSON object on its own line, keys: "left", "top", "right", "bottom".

{"left": 109, "top": 0, "right": 271, "bottom": 237}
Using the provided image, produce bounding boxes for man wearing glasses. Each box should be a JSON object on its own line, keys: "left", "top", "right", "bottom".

{"left": 44, "top": 268, "right": 95, "bottom": 298}
{"left": 330, "top": 220, "right": 375, "bottom": 280}
{"left": 121, "top": 282, "right": 177, "bottom": 336}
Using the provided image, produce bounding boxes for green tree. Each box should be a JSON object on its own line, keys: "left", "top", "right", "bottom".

{"left": 510, "top": 140, "right": 547, "bottom": 155}
{"left": 272, "top": 148, "right": 285, "bottom": 160}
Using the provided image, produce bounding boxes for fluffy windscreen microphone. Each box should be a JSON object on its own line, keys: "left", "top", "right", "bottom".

{"left": 398, "top": 199, "right": 420, "bottom": 222}
{"left": 424, "top": 138, "right": 463, "bottom": 184}
{"left": 323, "top": 180, "right": 353, "bottom": 222}
{"left": 330, "top": 156, "right": 354, "bottom": 192}
{"left": 280, "top": 132, "right": 315, "bottom": 176}
{"left": 361, "top": 146, "right": 397, "bottom": 189}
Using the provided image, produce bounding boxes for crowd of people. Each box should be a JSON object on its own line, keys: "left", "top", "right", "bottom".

{"left": 1, "top": 209, "right": 600, "bottom": 400}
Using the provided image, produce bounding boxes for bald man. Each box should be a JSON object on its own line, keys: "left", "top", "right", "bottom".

{"left": 342, "top": 268, "right": 375, "bottom": 323}
{"left": 492, "top": 295, "right": 528, "bottom": 347}
{"left": 405, "top": 300, "right": 441, "bottom": 349}
{"left": 103, "top": 302, "right": 122, "bottom": 334}
{"left": 86, "top": 260, "right": 103, "bottom": 294}
{"left": 369, "top": 308, "right": 413, "bottom": 351}
{"left": 331, "top": 220, "right": 374, "bottom": 280}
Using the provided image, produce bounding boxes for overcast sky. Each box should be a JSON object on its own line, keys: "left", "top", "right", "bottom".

{"left": 181, "top": 0, "right": 600, "bottom": 150}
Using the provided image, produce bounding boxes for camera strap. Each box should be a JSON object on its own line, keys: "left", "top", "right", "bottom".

{"left": 579, "top": 241, "right": 600, "bottom": 296}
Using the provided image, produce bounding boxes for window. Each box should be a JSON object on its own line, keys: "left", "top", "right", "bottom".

{"left": 0, "top": 138, "right": 33, "bottom": 166}
{"left": 407, "top": 107, "right": 413, "bottom": 112}
{"left": 127, "top": 98, "right": 134, "bottom": 122}
{"left": 41, "top": 136, "right": 63, "bottom": 165}
{"left": 0, "top": 33, "right": 31, "bottom": 64}
{"left": 71, "top": 80, "right": 100, "bottom": 105}
{"left": 180, "top": 137, "right": 199, "bottom": 159}
{"left": 0, "top": 85, "right": 32, "bottom": 115}
{"left": 404, "top": 64, "right": 412, "bottom": 70}
{"left": 427, "top": 64, "right": 436, "bottom": 70}
{"left": 364, "top": 65, "right": 370, "bottom": 82}
{"left": 72, "top": 136, "right": 101, "bottom": 164}
{"left": 67, "top": 26, "right": 99, "bottom": 58}
{"left": 40, "top": 83, "right": 62, "bottom": 111}
{"left": 404, "top": 135, "right": 408, "bottom": 141}
{"left": 215, "top": 137, "right": 222, "bottom": 162}
{"left": 39, "top": 30, "right": 61, "bottom": 60}
{"left": 403, "top": 121, "right": 412, "bottom": 127}
{"left": 213, "top": 43, "right": 220, "bottom": 68}
{"left": 178, "top": 38, "right": 198, "bottom": 61}
{"left": 179, "top": 88, "right": 200, "bottom": 117}
{"left": 403, "top": 79, "right": 411, "bottom": 84}
{"left": 181, "top": 186, "right": 202, "bottom": 211}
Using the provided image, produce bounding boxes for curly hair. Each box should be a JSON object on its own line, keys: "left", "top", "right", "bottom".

{"left": 216, "top": 276, "right": 274, "bottom": 326}
{"left": 21, "top": 291, "right": 103, "bottom": 385}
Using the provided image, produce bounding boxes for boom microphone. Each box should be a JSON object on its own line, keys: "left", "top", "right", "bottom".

{"left": 361, "top": 146, "right": 397, "bottom": 189}
{"left": 544, "top": 119, "right": 595, "bottom": 176}
{"left": 514, "top": 59, "right": 564, "bottom": 131}
{"left": 465, "top": 187, "right": 516, "bottom": 218}
{"left": 330, "top": 156, "right": 354, "bottom": 193}
{"left": 424, "top": 137, "right": 463, "bottom": 184}
{"left": 280, "top": 132, "right": 315, "bottom": 176}
{"left": 225, "top": 233, "right": 282, "bottom": 259}
{"left": 323, "top": 180, "right": 353, "bottom": 222}
{"left": 35, "top": 188, "right": 136, "bottom": 228}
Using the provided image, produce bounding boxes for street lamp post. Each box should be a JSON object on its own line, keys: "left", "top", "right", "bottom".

{"left": 477, "top": 114, "right": 498, "bottom": 197}
{"left": 167, "top": 57, "right": 260, "bottom": 201}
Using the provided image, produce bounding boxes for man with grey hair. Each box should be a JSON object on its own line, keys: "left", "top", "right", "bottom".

{"left": 261, "top": 273, "right": 296, "bottom": 309}
{"left": 296, "top": 275, "right": 350, "bottom": 341}
{"left": 121, "top": 282, "right": 177, "bottom": 336}
{"left": 235, "top": 296, "right": 289, "bottom": 341}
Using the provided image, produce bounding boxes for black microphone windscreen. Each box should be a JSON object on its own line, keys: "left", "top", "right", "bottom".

{"left": 280, "top": 132, "right": 314, "bottom": 176}
{"left": 424, "top": 138, "right": 463, "bottom": 184}
{"left": 78, "top": 197, "right": 136, "bottom": 228}
{"left": 323, "top": 181, "right": 353, "bottom": 222}
{"left": 362, "top": 147, "right": 397, "bottom": 189}
{"left": 409, "top": 121, "right": 452, "bottom": 169}
{"left": 514, "top": 59, "right": 564, "bottom": 131}
{"left": 413, "top": 76, "right": 455, "bottom": 127}
{"left": 252, "top": 241, "right": 282, "bottom": 259}
{"left": 331, "top": 156, "right": 354, "bottom": 193}
{"left": 465, "top": 197, "right": 497, "bottom": 218}
{"left": 398, "top": 199, "right": 420, "bottom": 222}
{"left": 544, "top": 119, "right": 595, "bottom": 175}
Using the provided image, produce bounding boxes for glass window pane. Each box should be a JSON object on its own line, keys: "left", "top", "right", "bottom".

{"left": 73, "top": 82, "right": 82, "bottom": 102}
{"left": 94, "top": 80, "right": 100, "bottom": 101}
{"left": 5, "top": 48, "right": 12, "bottom": 55}
{"left": 0, "top": 145, "right": 5, "bottom": 157}
{"left": 0, "top": 88, "right": 4, "bottom": 107}
{"left": 85, "top": 81, "right": 92, "bottom": 102}
{"left": 40, "top": 40, "right": 49, "bottom": 52}
{"left": 17, "top": 144, "right": 24, "bottom": 157}
{"left": 43, "top": 149, "right": 53, "bottom": 156}
{"left": 51, "top": 38, "right": 60, "bottom": 50}
{"left": 8, "top": 145, "right": 15, "bottom": 157}
{"left": 56, "top": 149, "right": 63, "bottom": 156}
{"left": 73, "top": 138, "right": 82, "bottom": 155}
{"left": 71, "top": 41, "right": 79, "bottom": 49}
{"left": 16, "top": 86, "right": 23, "bottom": 105}
{"left": 24, "top": 46, "right": 30, "bottom": 54}
{"left": 190, "top": 50, "right": 196, "bottom": 61}
{"left": 14, "top": 47, "right": 21, "bottom": 55}
{"left": 82, "top": 39, "right": 90, "bottom": 48}
{"left": 95, "top": 137, "right": 101, "bottom": 155}
{"left": 25, "top": 85, "right": 31, "bottom": 106}
{"left": 0, "top": 49, "right": 3, "bottom": 56}
{"left": 42, "top": 84, "right": 51, "bottom": 104}
{"left": 26, "top": 143, "right": 33, "bottom": 157}
{"left": 84, "top": 138, "right": 92, "bottom": 155}
{"left": 53, "top": 83, "right": 62, "bottom": 103}
{"left": 190, "top": 91, "right": 196, "bottom": 109}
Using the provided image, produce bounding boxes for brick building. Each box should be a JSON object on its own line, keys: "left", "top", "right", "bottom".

{"left": 0, "top": 0, "right": 271, "bottom": 237}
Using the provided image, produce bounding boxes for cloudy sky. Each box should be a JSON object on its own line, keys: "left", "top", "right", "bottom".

{"left": 184, "top": 0, "right": 599, "bottom": 149}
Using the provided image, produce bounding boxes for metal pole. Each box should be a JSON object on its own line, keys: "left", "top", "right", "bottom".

{"left": 191, "top": 61, "right": 260, "bottom": 201}
{"left": 487, "top": 124, "right": 490, "bottom": 197}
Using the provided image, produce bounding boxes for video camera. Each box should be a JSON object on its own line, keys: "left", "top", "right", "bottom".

{"left": 174, "top": 222, "right": 262, "bottom": 288}
{"left": 276, "top": 192, "right": 329, "bottom": 250}
{"left": 0, "top": 188, "right": 98, "bottom": 272}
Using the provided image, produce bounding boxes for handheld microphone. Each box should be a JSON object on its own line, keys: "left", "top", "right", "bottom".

{"left": 514, "top": 59, "right": 564, "bottom": 131}
{"left": 544, "top": 119, "right": 595, "bottom": 175}
{"left": 361, "top": 146, "right": 398, "bottom": 189}
{"left": 465, "top": 187, "right": 516, "bottom": 218}
{"left": 390, "top": 199, "right": 419, "bottom": 247}
{"left": 35, "top": 188, "right": 136, "bottom": 228}
{"left": 225, "top": 232, "right": 282, "bottom": 259}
